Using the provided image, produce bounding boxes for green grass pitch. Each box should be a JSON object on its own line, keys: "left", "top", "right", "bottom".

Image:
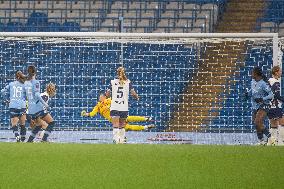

{"left": 0, "top": 143, "right": 284, "bottom": 189}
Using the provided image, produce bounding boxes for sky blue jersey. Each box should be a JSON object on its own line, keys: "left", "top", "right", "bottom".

{"left": 25, "top": 79, "right": 48, "bottom": 114}
{"left": 248, "top": 79, "right": 274, "bottom": 110}
{"left": 1, "top": 81, "right": 26, "bottom": 109}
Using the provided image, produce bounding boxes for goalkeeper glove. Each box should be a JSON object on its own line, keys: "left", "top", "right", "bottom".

{"left": 255, "top": 98, "right": 263, "bottom": 103}
{"left": 81, "top": 110, "right": 87, "bottom": 117}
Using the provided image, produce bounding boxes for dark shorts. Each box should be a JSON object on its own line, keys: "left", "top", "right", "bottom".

{"left": 10, "top": 108, "right": 26, "bottom": 118}
{"left": 267, "top": 108, "right": 283, "bottom": 120}
{"left": 110, "top": 110, "right": 128, "bottom": 119}
{"left": 253, "top": 104, "right": 271, "bottom": 119}
{"left": 28, "top": 110, "right": 48, "bottom": 121}
{"left": 257, "top": 103, "right": 270, "bottom": 113}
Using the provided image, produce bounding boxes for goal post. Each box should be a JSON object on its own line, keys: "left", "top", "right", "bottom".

{"left": 0, "top": 32, "right": 282, "bottom": 144}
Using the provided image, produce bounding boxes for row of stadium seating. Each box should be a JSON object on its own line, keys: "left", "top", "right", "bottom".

{"left": 0, "top": 0, "right": 225, "bottom": 32}
{"left": 257, "top": 1, "right": 284, "bottom": 35}
{"left": 0, "top": 0, "right": 283, "bottom": 35}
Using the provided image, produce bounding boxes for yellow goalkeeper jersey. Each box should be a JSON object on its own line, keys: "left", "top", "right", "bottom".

{"left": 88, "top": 98, "right": 150, "bottom": 131}
{"left": 89, "top": 98, "right": 112, "bottom": 121}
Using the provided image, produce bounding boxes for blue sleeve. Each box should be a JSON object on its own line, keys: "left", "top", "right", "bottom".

{"left": 262, "top": 82, "right": 274, "bottom": 101}
{"left": 1, "top": 84, "right": 9, "bottom": 98}
{"left": 272, "top": 82, "right": 284, "bottom": 102}
{"left": 34, "top": 81, "right": 48, "bottom": 107}
{"left": 246, "top": 88, "right": 252, "bottom": 97}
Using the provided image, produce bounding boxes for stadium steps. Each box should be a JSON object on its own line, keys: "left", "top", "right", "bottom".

{"left": 216, "top": 0, "right": 266, "bottom": 32}
{"left": 168, "top": 41, "right": 246, "bottom": 132}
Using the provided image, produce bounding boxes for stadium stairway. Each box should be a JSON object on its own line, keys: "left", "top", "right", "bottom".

{"left": 168, "top": 0, "right": 266, "bottom": 131}
{"left": 168, "top": 41, "right": 246, "bottom": 131}
{"left": 216, "top": 0, "right": 266, "bottom": 32}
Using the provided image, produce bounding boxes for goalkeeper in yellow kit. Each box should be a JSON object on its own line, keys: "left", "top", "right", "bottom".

{"left": 81, "top": 94, "right": 154, "bottom": 131}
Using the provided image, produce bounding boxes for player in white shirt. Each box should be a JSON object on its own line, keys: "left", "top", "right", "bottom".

{"left": 268, "top": 66, "right": 284, "bottom": 145}
{"left": 105, "top": 67, "right": 139, "bottom": 144}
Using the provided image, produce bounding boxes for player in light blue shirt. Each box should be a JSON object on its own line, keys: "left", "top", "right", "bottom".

{"left": 27, "top": 83, "right": 56, "bottom": 142}
{"left": 246, "top": 67, "right": 274, "bottom": 145}
{"left": 1, "top": 71, "right": 27, "bottom": 142}
{"left": 25, "top": 65, "right": 55, "bottom": 142}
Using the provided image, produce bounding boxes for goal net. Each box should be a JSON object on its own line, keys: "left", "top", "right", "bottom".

{"left": 0, "top": 32, "right": 282, "bottom": 144}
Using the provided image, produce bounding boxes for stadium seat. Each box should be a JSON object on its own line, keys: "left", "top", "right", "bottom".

{"left": 0, "top": 1, "right": 10, "bottom": 9}
{"left": 15, "top": 1, "right": 31, "bottom": 9}
{"left": 47, "top": 22, "right": 61, "bottom": 32}
{"left": 0, "top": 22, "right": 5, "bottom": 32}
{"left": 0, "top": 0, "right": 227, "bottom": 33}
{"left": 260, "top": 22, "right": 276, "bottom": 33}
{"left": 27, "top": 12, "right": 48, "bottom": 25}
{"left": 34, "top": 1, "right": 49, "bottom": 10}
{"left": 6, "top": 22, "right": 24, "bottom": 32}
{"left": 279, "top": 22, "right": 284, "bottom": 35}
{"left": 62, "top": 21, "right": 80, "bottom": 31}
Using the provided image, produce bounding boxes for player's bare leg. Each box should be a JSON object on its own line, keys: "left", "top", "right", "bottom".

{"left": 277, "top": 117, "right": 284, "bottom": 145}
{"left": 36, "top": 119, "right": 48, "bottom": 140}
{"left": 19, "top": 114, "right": 26, "bottom": 142}
{"left": 254, "top": 110, "right": 267, "bottom": 145}
{"left": 11, "top": 117, "right": 20, "bottom": 142}
{"left": 41, "top": 114, "right": 55, "bottom": 142}
{"left": 27, "top": 118, "right": 44, "bottom": 143}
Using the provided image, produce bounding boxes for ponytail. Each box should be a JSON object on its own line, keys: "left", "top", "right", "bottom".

{"left": 117, "top": 67, "right": 127, "bottom": 85}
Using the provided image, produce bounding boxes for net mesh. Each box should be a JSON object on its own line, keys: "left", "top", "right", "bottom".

{"left": 0, "top": 35, "right": 282, "bottom": 144}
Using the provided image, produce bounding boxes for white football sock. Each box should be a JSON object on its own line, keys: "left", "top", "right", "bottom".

{"left": 270, "top": 128, "right": 277, "bottom": 139}
{"left": 278, "top": 126, "right": 284, "bottom": 145}
{"left": 119, "top": 128, "right": 126, "bottom": 144}
{"left": 113, "top": 128, "right": 120, "bottom": 144}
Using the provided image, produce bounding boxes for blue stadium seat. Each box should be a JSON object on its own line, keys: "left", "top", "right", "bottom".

{"left": 62, "top": 22, "right": 80, "bottom": 32}
{"left": 47, "top": 22, "right": 62, "bottom": 32}
{"left": 27, "top": 12, "right": 48, "bottom": 25}
{"left": 0, "top": 23, "right": 5, "bottom": 32}
{"left": 6, "top": 22, "right": 24, "bottom": 32}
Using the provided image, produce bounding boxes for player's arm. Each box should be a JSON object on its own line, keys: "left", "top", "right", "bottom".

{"left": 105, "top": 83, "right": 112, "bottom": 98}
{"left": 255, "top": 83, "right": 274, "bottom": 103}
{"left": 81, "top": 104, "right": 99, "bottom": 117}
{"left": 272, "top": 82, "right": 284, "bottom": 102}
{"left": 129, "top": 82, "right": 139, "bottom": 100}
{"left": 131, "top": 89, "right": 139, "bottom": 100}
{"left": 88, "top": 105, "right": 99, "bottom": 117}
{"left": 1, "top": 84, "right": 10, "bottom": 105}
{"left": 1, "top": 84, "right": 9, "bottom": 96}
{"left": 262, "top": 83, "right": 274, "bottom": 101}
{"left": 34, "top": 81, "right": 49, "bottom": 108}
{"left": 245, "top": 88, "right": 252, "bottom": 97}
